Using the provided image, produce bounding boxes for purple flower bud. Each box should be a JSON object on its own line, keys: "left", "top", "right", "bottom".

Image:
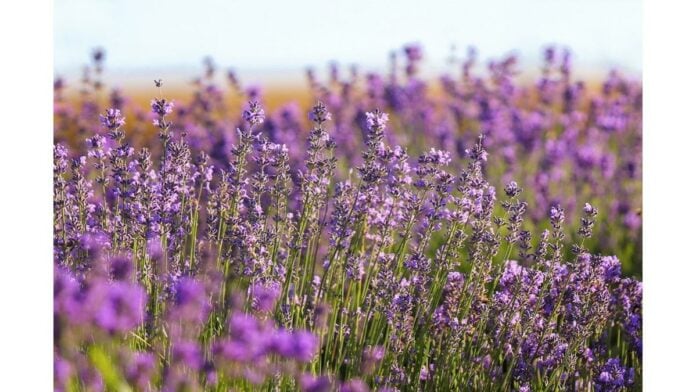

{"left": 99, "top": 108, "right": 125, "bottom": 130}
{"left": 505, "top": 181, "right": 522, "bottom": 197}
{"left": 584, "top": 202, "right": 596, "bottom": 215}
{"left": 550, "top": 205, "right": 565, "bottom": 222}
{"left": 600, "top": 256, "right": 622, "bottom": 282}
{"left": 594, "top": 358, "right": 634, "bottom": 390}
{"left": 309, "top": 101, "right": 332, "bottom": 123}
{"left": 365, "top": 110, "right": 389, "bottom": 131}
{"left": 151, "top": 98, "right": 174, "bottom": 116}
{"left": 243, "top": 101, "right": 265, "bottom": 126}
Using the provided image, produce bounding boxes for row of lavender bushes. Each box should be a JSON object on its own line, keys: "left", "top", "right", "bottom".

{"left": 54, "top": 46, "right": 642, "bottom": 391}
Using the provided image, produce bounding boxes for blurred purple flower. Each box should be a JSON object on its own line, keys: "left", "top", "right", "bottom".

{"left": 300, "top": 374, "right": 332, "bottom": 392}
{"left": 271, "top": 330, "right": 318, "bottom": 362}
{"left": 249, "top": 281, "right": 280, "bottom": 313}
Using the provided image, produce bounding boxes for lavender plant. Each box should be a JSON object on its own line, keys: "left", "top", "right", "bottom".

{"left": 54, "top": 47, "right": 642, "bottom": 391}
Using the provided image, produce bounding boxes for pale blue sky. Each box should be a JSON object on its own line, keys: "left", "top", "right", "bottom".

{"left": 54, "top": 0, "right": 641, "bottom": 81}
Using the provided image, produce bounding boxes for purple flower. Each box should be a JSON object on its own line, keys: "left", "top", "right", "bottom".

{"left": 172, "top": 340, "right": 203, "bottom": 370}
{"left": 109, "top": 255, "right": 134, "bottom": 281}
{"left": 54, "top": 355, "right": 73, "bottom": 387}
{"left": 309, "top": 101, "right": 332, "bottom": 123}
{"left": 362, "top": 346, "right": 385, "bottom": 374}
{"left": 595, "top": 358, "right": 634, "bottom": 391}
{"left": 215, "top": 312, "right": 269, "bottom": 362}
{"left": 419, "top": 365, "right": 431, "bottom": 381}
{"left": 243, "top": 101, "right": 265, "bottom": 126}
{"left": 125, "top": 352, "right": 156, "bottom": 389}
{"left": 505, "top": 181, "right": 522, "bottom": 197}
{"left": 584, "top": 202, "right": 594, "bottom": 214}
{"left": 151, "top": 98, "right": 174, "bottom": 116}
{"left": 146, "top": 238, "right": 163, "bottom": 261}
{"left": 549, "top": 205, "right": 565, "bottom": 223}
{"left": 79, "top": 231, "right": 111, "bottom": 262}
{"left": 271, "top": 330, "right": 318, "bottom": 362}
{"left": 89, "top": 280, "right": 146, "bottom": 334}
{"left": 600, "top": 256, "right": 622, "bottom": 282}
{"left": 419, "top": 148, "right": 451, "bottom": 166}
{"left": 54, "top": 267, "right": 84, "bottom": 320}
{"left": 172, "top": 277, "right": 210, "bottom": 322}
{"left": 99, "top": 108, "right": 125, "bottom": 130}
{"left": 300, "top": 374, "right": 332, "bottom": 392}
{"left": 249, "top": 281, "right": 280, "bottom": 313}
{"left": 365, "top": 109, "right": 389, "bottom": 131}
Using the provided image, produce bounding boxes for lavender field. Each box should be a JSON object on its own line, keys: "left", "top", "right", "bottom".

{"left": 54, "top": 46, "right": 642, "bottom": 391}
